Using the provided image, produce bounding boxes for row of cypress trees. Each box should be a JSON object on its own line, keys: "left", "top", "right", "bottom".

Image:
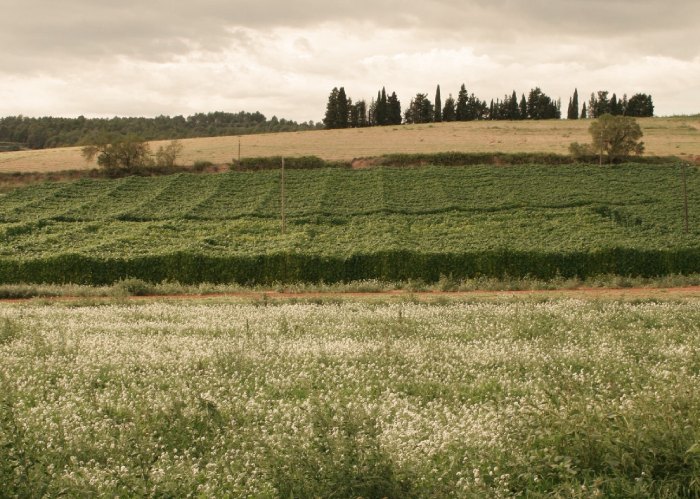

{"left": 325, "top": 85, "right": 654, "bottom": 129}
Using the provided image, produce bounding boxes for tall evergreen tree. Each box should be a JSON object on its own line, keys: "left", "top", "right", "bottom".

{"left": 442, "top": 94, "right": 456, "bottom": 122}
{"left": 589, "top": 92, "right": 598, "bottom": 118}
{"left": 323, "top": 87, "right": 340, "bottom": 129}
{"left": 508, "top": 91, "right": 519, "bottom": 120}
{"left": 336, "top": 87, "right": 349, "bottom": 128}
{"left": 581, "top": 102, "right": 587, "bottom": 119}
{"left": 527, "top": 87, "right": 560, "bottom": 119}
{"left": 434, "top": 85, "right": 442, "bottom": 122}
{"left": 567, "top": 89, "right": 580, "bottom": 119}
{"left": 610, "top": 93, "right": 620, "bottom": 115}
{"left": 404, "top": 94, "right": 433, "bottom": 124}
{"left": 456, "top": 84, "right": 469, "bottom": 121}
{"left": 378, "top": 87, "right": 388, "bottom": 125}
{"left": 387, "top": 92, "right": 402, "bottom": 125}
{"left": 519, "top": 94, "right": 528, "bottom": 119}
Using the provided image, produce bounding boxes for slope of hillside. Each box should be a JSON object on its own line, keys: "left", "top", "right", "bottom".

{"left": 0, "top": 163, "right": 697, "bottom": 284}
{"left": 0, "top": 117, "right": 698, "bottom": 173}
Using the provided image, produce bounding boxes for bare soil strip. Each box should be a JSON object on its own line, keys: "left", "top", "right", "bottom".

{"left": 2, "top": 286, "right": 698, "bottom": 303}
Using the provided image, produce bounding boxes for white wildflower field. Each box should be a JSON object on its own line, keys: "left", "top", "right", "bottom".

{"left": 1, "top": 299, "right": 699, "bottom": 497}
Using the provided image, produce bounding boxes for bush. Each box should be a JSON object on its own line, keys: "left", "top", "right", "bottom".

{"left": 231, "top": 156, "right": 349, "bottom": 171}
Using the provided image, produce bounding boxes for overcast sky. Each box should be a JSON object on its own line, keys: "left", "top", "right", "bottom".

{"left": 1, "top": 0, "right": 699, "bottom": 122}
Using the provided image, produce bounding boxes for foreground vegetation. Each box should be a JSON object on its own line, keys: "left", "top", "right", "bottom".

{"left": 0, "top": 163, "right": 696, "bottom": 285}
{"left": 1, "top": 299, "right": 699, "bottom": 496}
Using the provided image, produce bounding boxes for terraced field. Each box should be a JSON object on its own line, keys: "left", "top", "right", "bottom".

{"left": 0, "top": 163, "right": 697, "bottom": 284}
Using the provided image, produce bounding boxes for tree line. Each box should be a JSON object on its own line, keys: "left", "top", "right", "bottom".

{"left": 0, "top": 112, "right": 323, "bottom": 150}
{"left": 324, "top": 85, "right": 654, "bottom": 128}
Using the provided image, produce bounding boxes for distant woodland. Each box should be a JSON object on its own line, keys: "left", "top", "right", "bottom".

{"left": 0, "top": 112, "right": 322, "bottom": 151}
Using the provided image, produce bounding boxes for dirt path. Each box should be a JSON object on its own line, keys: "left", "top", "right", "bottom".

{"left": 2, "top": 286, "right": 698, "bottom": 304}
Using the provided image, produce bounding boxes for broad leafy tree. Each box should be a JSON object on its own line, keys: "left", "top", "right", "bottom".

{"left": 82, "top": 134, "right": 153, "bottom": 172}
{"left": 570, "top": 114, "right": 644, "bottom": 163}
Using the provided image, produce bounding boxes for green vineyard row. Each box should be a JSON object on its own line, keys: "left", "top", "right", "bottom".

{"left": 0, "top": 163, "right": 697, "bottom": 284}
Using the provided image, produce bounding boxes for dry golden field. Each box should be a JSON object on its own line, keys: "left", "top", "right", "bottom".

{"left": 0, "top": 117, "right": 698, "bottom": 173}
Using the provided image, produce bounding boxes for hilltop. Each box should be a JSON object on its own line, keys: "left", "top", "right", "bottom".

{"left": 0, "top": 117, "right": 698, "bottom": 173}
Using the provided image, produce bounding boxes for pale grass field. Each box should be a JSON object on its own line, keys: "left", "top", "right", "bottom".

{"left": 0, "top": 117, "right": 698, "bottom": 173}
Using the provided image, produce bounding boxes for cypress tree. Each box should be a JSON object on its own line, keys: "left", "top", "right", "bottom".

{"left": 456, "top": 84, "right": 468, "bottom": 121}
{"left": 509, "top": 91, "right": 519, "bottom": 120}
{"left": 581, "top": 102, "right": 587, "bottom": 119}
{"left": 434, "top": 85, "right": 442, "bottom": 122}
{"left": 378, "top": 87, "right": 388, "bottom": 125}
{"left": 387, "top": 92, "right": 402, "bottom": 125}
{"left": 610, "top": 93, "right": 619, "bottom": 115}
{"left": 589, "top": 93, "right": 598, "bottom": 118}
{"left": 572, "top": 88, "right": 579, "bottom": 119}
{"left": 442, "top": 95, "right": 456, "bottom": 122}
{"left": 323, "top": 87, "right": 339, "bottom": 129}
{"left": 336, "top": 87, "right": 349, "bottom": 128}
{"left": 519, "top": 94, "right": 528, "bottom": 119}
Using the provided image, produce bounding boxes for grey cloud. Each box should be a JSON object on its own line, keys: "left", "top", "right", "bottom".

{"left": 2, "top": 0, "right": 698, "bottom": 71}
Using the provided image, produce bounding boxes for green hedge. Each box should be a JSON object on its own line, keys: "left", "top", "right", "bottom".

{"left": 374, "top": 152, "right": 679, "bottom": 167}
{"left": 1, "top": 247, "right": 698, "bottom": 285}
{"left": 231, "top": 156, "right": 351, "bottom": 171}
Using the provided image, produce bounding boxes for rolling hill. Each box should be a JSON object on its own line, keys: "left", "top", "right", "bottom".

{"left": 0, "top": 117, "right": 698, "bottom": 173}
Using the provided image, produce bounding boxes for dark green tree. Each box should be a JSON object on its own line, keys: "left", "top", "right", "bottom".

{"left": 590, "top": 91, "right": 610, "bottom": 118}
{"left": 456, "top": 84, "right": 469, "bottom": 121}
{"left": 387, "top": 92, "right": 402, "bottom": 125}
{"left": 507, "top": 91, "right": 520, "bottom": 120}
{"left": 336, "top": 87, "right": 350, "bottom": 128}
{"left": 610, "top": 93, "right": 621, "bottom": 116}
{"left": 626, "top": 93, "right": 654, "bottom": 117}
{"left": 581, "top": 102, "right": 587, "bottom": 119}
{"left": 404, "top": 94, "right": 433, "bottom": 124}
{"left": 527, "top": 87, "right": 560, "bottom": 119}
{"left": 442, "top": 94, "right": 456, "bottom": 122}
{"left": 567, "top": 89, "right": 579, "bottom": 119}
{"left": 519, "top": 94, "right": 528, "bottom": 119}
{"left": 323, "top": 88, "right": 340, "bottom": 129}
{"left": 434, "top": 85, "right": 442, "bottom": 122}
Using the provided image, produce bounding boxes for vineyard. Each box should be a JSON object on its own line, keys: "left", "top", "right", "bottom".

{"left": 0, "top": 163, "right": 698, "bottom": 284}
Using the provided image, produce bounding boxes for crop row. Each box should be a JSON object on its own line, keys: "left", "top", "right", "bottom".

{"left": 0, "top": 164, "right": 694, "bottom": 224}
{"left": 0, "top": 164, "right": 696, "bottom": 284}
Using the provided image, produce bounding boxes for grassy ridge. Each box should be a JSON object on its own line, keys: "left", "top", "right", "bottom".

{"left": 0, "top": 163, "right": 697, "bottom": 284}
{"left": 1, "top": 117, "right": 698, "bottom": 173}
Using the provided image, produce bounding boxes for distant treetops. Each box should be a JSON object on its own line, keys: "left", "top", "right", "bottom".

{"left": 323, "top": 85, "right": 654, "bottom": 129}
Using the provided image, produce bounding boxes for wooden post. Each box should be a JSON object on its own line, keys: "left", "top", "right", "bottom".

{"left": 682, "top": 163, "right": 689, "bottom": 234}
{"left": 281, "top": 157, "right": 286, "bottom": 234}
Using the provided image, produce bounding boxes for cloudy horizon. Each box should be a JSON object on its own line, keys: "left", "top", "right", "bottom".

{"left": 2, "top": 0, "right": 699, "bottom": 122}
